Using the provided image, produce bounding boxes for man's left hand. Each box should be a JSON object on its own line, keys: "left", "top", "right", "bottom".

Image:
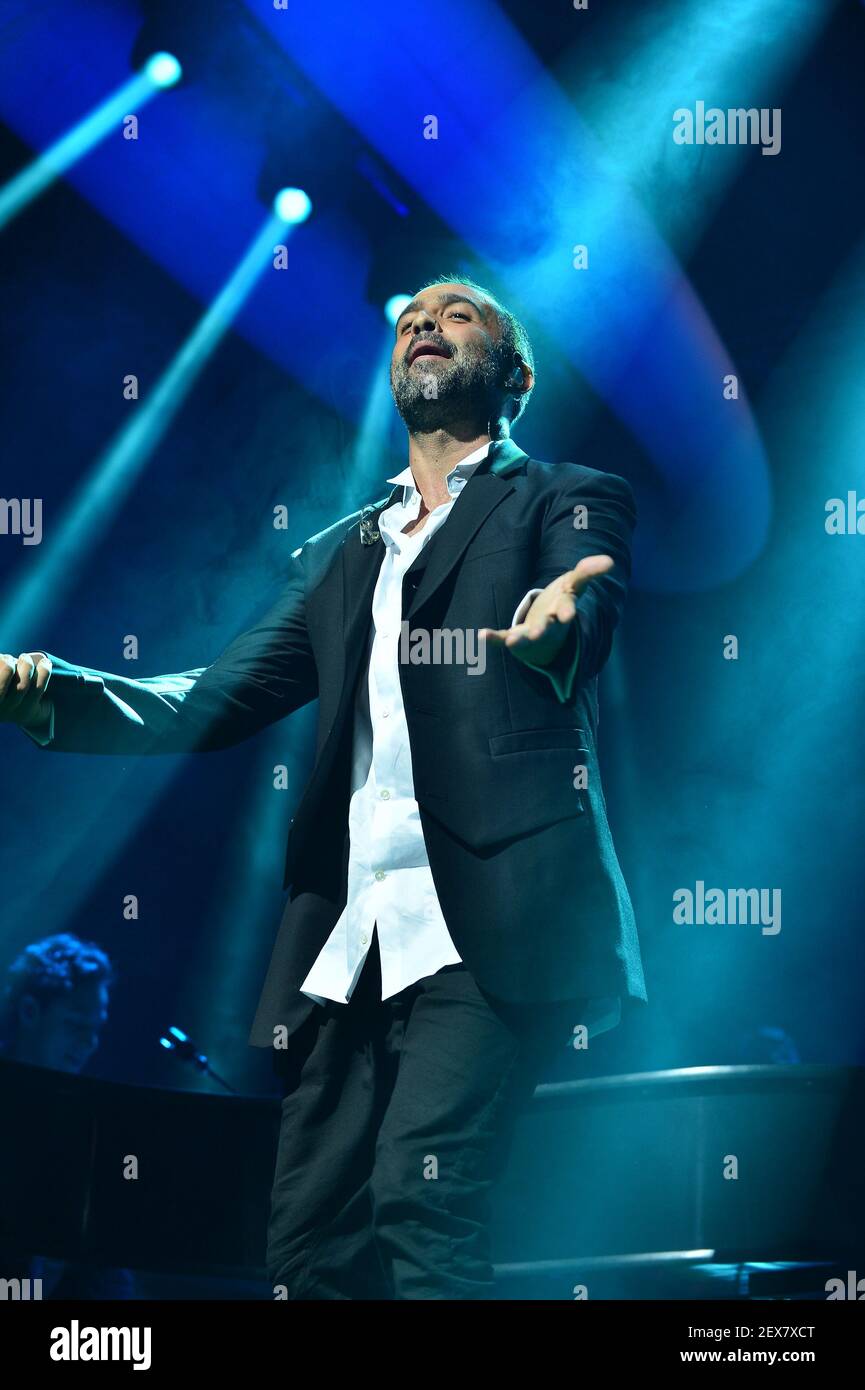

{"left": 480, "top": 554, "right": 613, "bottom": 670}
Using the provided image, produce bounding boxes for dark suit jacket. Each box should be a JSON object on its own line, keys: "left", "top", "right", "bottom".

{"left": 33, "top": 438, "right": 647, "bottom": 1046}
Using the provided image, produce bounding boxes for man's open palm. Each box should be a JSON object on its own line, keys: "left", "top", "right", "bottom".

{"left": 480, "top": 554, "right": 613, "bottom": 670}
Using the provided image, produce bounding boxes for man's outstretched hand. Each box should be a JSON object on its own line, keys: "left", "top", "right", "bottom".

{"left": 0, "top": 651, "right": 53, "bottom": 731}
{"left": 480, "top": 554, "right": 614, "bottom": 670}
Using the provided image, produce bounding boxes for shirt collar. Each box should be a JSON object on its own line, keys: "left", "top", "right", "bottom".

{"left": 385, "top": 440, "right": 493, "bottom": 506}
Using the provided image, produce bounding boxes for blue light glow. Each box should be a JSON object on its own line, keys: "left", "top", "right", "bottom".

{"left": 384, "top": 294, "right": 412, "bottom": 327}
{"left": 273, "top": 186, "right": 312, "bottom": 225}
{"left": 145, "top": 52, "right": 182, "bottom": 89}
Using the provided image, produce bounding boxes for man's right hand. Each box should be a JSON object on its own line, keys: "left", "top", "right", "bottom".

{"left": 0, "top": 651, "right": 53, "bottom": 732}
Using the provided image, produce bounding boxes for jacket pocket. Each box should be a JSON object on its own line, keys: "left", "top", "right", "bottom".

{"left": 489, "top": 727, "right": 589, "bottom": 757}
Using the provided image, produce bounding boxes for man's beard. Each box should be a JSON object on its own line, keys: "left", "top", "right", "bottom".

{"left": 390, "top": 340, "right": 510, "bottom": 434}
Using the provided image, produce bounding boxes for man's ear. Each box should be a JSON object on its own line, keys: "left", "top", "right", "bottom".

{"left": 505, "top": 355, "right": 534, "bottom": 422}
{"left": 512, "top": 354, "right": 534, "bottom": 397}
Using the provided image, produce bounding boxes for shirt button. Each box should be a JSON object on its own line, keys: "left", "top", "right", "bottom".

{"left": 379, "top": 789, "right": 390, "bottom": 800}
{"left": 360, "top": 933, "right": 369, "bottom": 947}
{"left": 374, "top": 870, "right": 386, "bottom": 882}
{"left": 382, "top": 709, "right": 390, "bottom": 718}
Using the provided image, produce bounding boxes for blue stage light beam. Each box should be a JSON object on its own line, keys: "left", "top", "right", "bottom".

{"left": 556, "top": 0, "right": 838, "bottom": 259}
{"left": 0, "top": 199, "right": 308, "bottom": 638}
{"left": 0, "top": 51, "right": 182, "bottom": 231}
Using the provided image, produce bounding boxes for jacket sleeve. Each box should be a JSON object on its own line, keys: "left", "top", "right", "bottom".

{"left": 520, "top": 467, "right": 636, "bottom": 705}
{"left": 25, "top": 550, "right": 318, "bottom": 755}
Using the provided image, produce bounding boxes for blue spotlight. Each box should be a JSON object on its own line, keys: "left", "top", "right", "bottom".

{"left": 385, "top": 294, "right": 412, "bottom": 328}
{"left": 0, "top": 51, "right": 181, "bottom": 231}
{"left": 273, "top": 187, "right": 312, "bottom": 225}
{"left": 144, "top": 51, "right": 183, "bottom": 89}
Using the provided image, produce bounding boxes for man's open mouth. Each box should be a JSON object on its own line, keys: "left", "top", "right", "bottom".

{"left": 408, "top": 342, "right": 451, "bottom": 366}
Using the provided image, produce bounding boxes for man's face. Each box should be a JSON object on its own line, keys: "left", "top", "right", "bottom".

{"left": 16, "top": 981, "right": 109, "bottom": 1074}
{"left": 390, "top": 282, "right": 510, "bottom": 433}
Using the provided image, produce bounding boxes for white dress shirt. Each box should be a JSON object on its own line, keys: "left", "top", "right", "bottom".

{"left": 300, "top": 441, "right": 493, "bottom": 1005}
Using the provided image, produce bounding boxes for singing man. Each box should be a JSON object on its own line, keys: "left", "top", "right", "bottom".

{"left": 1, "top": 276, "right": 647, "bottom": 1299}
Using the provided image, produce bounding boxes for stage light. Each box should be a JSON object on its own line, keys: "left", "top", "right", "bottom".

{"left": 273, "top": 187, "right": 312, "bottom": 225}
{"left": 144, "top": 51, "right": 182, "bottom": 89}
{"left": 384, "top": 294, "right": 412, "bottom": 328}
{"left": 0, "top": 51, "right": 181, "bottom": 231}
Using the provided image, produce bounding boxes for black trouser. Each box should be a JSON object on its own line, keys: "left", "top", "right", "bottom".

{"left": 266, "top": 930, "right": 581, "bottom": 1300}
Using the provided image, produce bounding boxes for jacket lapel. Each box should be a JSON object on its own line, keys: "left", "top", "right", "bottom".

{"left": 336, "top": 437, "right": 529, "bottom": 657}
{"left": 404, "top": 437, "right": 528, "bottom": 622}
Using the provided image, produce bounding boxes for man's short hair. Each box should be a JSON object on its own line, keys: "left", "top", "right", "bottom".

{"left": 417, "top": 274, "right": 535, "bottom": 425}
{"left": 0, "top": 934, "right": 114, "bottom": 1042}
